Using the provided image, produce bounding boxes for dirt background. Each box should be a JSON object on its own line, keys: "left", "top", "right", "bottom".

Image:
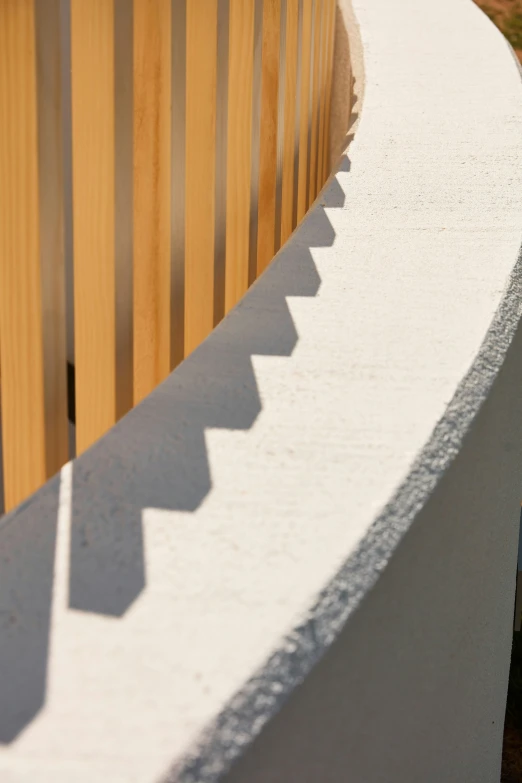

{"left": 475, "top": 13, "right": 522, "bottom": 781}
{"left": 471, "top": 2, "right": 521, "bottom": 779}
{"left": 473, "top": 0, "right": 522, "bottom": 61}
{"left": 470, "top": 6, "right": 521, "bottom": 778}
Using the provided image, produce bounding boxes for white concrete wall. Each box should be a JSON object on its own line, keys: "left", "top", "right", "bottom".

{"left": 0, "top": 0, "right": 522, "bottom": 781}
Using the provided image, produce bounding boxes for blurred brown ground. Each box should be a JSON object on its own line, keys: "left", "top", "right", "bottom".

{"left": 471, "top": 9, "right": 521, "bottom": 774}
{"left": 473, "top": 0, "right": 522, "bottom": 61}
{"left": 498, "top": 626, "right": 522, "bottom": 782}
{"left": 471, "top": 7, "right": 521, "bottom": 778}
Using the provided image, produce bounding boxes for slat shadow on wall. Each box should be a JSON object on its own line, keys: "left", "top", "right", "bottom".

{"left": 0, "top": 0, "right": 336, "bottom": 512}
{"left": 0, "top": 169, "right": 348, "bottom": 746}
{"left": 0, "top": 0, "right": 347, "bottom": 748}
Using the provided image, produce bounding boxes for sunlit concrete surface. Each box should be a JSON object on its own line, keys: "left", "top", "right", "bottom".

{"left": 0, "top": 0, "right": 522, "bottom": 781}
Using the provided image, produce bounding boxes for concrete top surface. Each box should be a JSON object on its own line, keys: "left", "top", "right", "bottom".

{"left": 1, "top": 0, "right": 522, "bottom": 781}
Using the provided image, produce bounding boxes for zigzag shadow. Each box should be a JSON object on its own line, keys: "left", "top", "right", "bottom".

{"left": 0, "top": 169, "right": 347, "bottom": 744}
{"left": 68, "top": 172, "right": 347, "bottom": 617}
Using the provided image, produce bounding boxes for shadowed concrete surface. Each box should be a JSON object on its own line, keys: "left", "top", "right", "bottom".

{"left": 0, "top": 0, "right": 522, "bottom": 780}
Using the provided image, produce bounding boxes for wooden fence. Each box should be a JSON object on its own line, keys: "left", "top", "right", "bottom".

{"left": 0, "top": 0, "right": 336, "bottom": 513}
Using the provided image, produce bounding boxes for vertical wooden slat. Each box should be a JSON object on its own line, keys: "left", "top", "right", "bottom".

{"left": 274, "top": 0, "right": 287, "bottom": 255}
{"left": 214, "top": 0, "right": 229, "bottom": 326}
{"left": 0, "top": 0, "right": 48, "bottom": 510}
{"left": 247, "top": 0, "right": 263, "bottom": 286}
{"left": 317, "top": 0, "right": 330, "bottom": 190}
{"left": 36, "top": 0, "right": 69, "bottom": 480}
{"left": 319, "top": 0, "right": 330, "bottom": 184}
{"left": 114, "top": 0, "right": 134, "bottom": 419}
{"left": 308, "top": 0, "right": 322, "bottom": 207}
{"left": 170, "top": 0, "right": 187, "bottom": 370}
{"left": 133, "top": 0, "right": 172, "bottom": 405}
{"left": 323, "top": 0, "right": 336, "bottom": 177}
{"left": 281, "top": 0, "right": 300, "bottom": 246}
{"left": 60, "top": 0, "right": 75, "bottom": 375}
{"left": 256, "top": 0, "right": 281, "bottom": 276}
{"left": 225, "top": 0, "right": 255, "bottom": 313}
{"left": 297, "top": 0, "right": 313, "bottom": 223}
{"left": 292, "top": 0, "right": 303, "bottom": 231}
{"left": 185, "top": 0, "right": 218, "bottom": 355}
{"left": 70, "top": 0, "right": 116, "bottom": 454}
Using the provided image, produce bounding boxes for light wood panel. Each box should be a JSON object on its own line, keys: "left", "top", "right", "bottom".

{"left": 114, "top": 0, "right": 134, "bottom": 420}
{"left": 213, "top": 0, "right": 229, "bottom": 326}
{"left": 323, "top": 0, "right": 336, "bottom": 178}
{"left": 297, "top": 0, "right": 313, "bottom": 222}
{"left": 273, "top": 0, "right": 287, "bottom": 255}
{"left": 70, "top": 0, "right": 116, "bottom": 454}
{"left": 308, "top": 0, "right": 322, "bottom": 207}
{"left": 170, "top": 0, "right": 187, "bottom": 370}
{"left": 281, "top": 0, "right": 300, "bottom": 245}
{"left": 247, "top": 0, "right": 263, "bottom": 286}
{"left": 225, "top": 0, "right": 255, "bottom": 313}
{"left": 257, "top": 0, "right": 281, "bottom": 275}
{"left": 133, "top": 0, "right": 172, "bottom": 404}
{"left": 185, "top": 0, "right": 218, "bottom": 355}
{"left": 36, "top": 0, "right": 69, "bottom": 482}
{"left": 0, "top": 0, "right": 337, "bottom": 512}
{"left": 0, "top": 0, "right": 47, "bottom": 510}
{"left": 317, "top": 0, "right": 330, "bottom": 190}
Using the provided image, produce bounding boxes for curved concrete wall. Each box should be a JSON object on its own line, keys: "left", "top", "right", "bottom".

{"left": 1, "top": 0, "right": 522, "bottom": 781}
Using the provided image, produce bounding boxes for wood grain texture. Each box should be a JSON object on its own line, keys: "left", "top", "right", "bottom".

{"left": 36, "top": 0, "right": 69, "bottom": 481}
{"left": 256, "top": 0, "right": 281, "bottom": 275}
{"left": 213, "top": 0, "right": 229, "bottom": 327}
{"left": 308, "top": 0, "right": 322, "bottom": 207}
{"left": 247, "top": 0, "right": 263, "bottom": 287}
{"left": 281, "top": 0, "right": 300, "bottom": 245}
{"left": 170, "top": 0, "right": 187, "bottom": 370}
{"left": 323, "top": 0, "right": 336, "bottom": 178}
{"left": 317, "top": 0, "right": 329, "bottom": 190}
{"left": 297, "top": 0, "right": 313, "bottom": 222}
{"left": 114, "top": 0, "right": 134, "bottom": 420}
{"left": 0, "top": 0, "right": 47, "bottom": 510}
{"left": 70, "top": 0, "right": 116, "bottom": 454}
{"left": 133, "top": 0, "right": 172, "bottom": 404}
{"left": 318, "top": 0, "right": 332, "bottom": 185}
{"left": 225, "top": 0, "right": 255, "bottom": 313}
{"left": 185, "top": 0, "right": 218, "bottom": 355}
